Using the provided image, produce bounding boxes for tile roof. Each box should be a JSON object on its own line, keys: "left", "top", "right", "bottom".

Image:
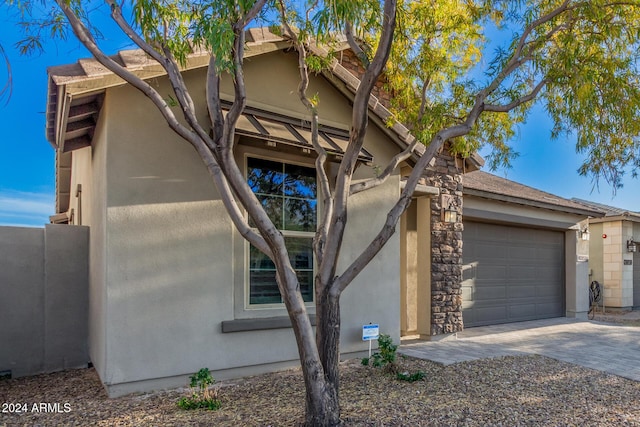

{"left": 46, "top": 27, "right": 484, "bottom": 213}
{"left": 571, "top": 198, "right": 640, "bottom": 219}
{"left": 462, "top": 170, "right": 604, "bottom": 217}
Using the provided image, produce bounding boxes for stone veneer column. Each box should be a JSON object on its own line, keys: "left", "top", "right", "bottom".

{"left": 336, "top": 49, "right": 464, "bottom": 334}
{"left": 423, "top": 150, "right": 464, "bottom": 335}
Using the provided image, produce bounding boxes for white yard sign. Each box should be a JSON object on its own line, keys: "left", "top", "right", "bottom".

{"left": 362, "top": 324, "right": 380, "bottom": 341}
{"left": 362, "top": 324, "right": 380, "bottom": 358}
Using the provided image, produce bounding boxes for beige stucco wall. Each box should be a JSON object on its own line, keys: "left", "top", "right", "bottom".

{"left": 90, "top": 97, "right": 109, "bottom": 381}
{"left": 635, "top": 223, "right": 640, "bottom": 308}
{"left": 64, "top": 98, "right": 110, "bottom": 381}
{"left": 464, "top": 197, "right": 588, "bottom": 227}
{"left": 596, "top": 220, "right": 634, "bottom": 308}
{"left": 588, "top": 222, "right": 604, "bottom": 285}
{"left": 79, "top": 50, "right": 401, "bottom": 395}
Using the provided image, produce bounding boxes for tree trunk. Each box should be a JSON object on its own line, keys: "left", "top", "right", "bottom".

{"left": 303, "top": 290, "right": 341, "bottom": 426}
{"left": 273, "top": 264, "right": 340, "bottom": 426}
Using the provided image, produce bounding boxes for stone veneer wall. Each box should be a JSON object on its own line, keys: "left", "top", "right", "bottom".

{"left": 337, "top": 49, "right": 393, "bottom": 107}
{"left": 336, "top": 49, "right": 465, "bottom": 335}
{"left": 423, "top": 150, "right": 464, "bottom": 335}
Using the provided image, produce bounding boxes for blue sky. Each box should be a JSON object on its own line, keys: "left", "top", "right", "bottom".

{"left": 0, "top": 8, "right": 638, "bottom": 228}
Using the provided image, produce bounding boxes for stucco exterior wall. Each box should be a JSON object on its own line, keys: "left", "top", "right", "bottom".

{"left": 464, "top": 197, "right": 588, "bottom": 227}
{"left": 588, "top": 222, "right": 604, "bottom": 285}
{"left": 86, "top": 95, "right": 109, "bottom": 382}
{"left": 92, "top": 50, "right": 401, "bottom": 395}
{"left": 0, "top": 225, "right": 88, "bottom": 378}
{"left": 599, "top": 220, "right": 630, "bottom": 308}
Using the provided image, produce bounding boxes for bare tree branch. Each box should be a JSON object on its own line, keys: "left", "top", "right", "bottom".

{"left": 484, "top": 79, "right": 548, "bottom": 112}
{"left": 237, "top": 0, "right": 268, "bottom": 29}
{"left": 60, "top": 0, "right": 272, "bottom": 256}
{"left": 482, "top": 1, "right": 570, "bottom": 99}
{"left": 0, "top": 43, "right": 13, "bottom": 104}
{"left": 58, "top": 0, "right": 195, "bottom": 143}
{"left": 278, "top": 1, "right": 334, "bottom": 271}
{"left": 345, "top": 21, "right": 369, "bottom": 67}
{"left": 222, "top": 27, "right": 247, "bottom": 151}
{"left": 349, "top": 137, "right": 419, "bottom": 195}
{"left": 320, "top": 0, "right": 397, "bottom": 287}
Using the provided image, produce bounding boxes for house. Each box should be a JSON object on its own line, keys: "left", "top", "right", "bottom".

{"left": 571, "top": 199, "right": 640, "bottom": 310}
{"left": 43, "top": 28, "right": 600, "bottom": 397}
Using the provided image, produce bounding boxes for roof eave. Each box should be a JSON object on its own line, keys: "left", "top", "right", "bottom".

{"left": 464, "top": 188, "right": 606, "bottom": 217}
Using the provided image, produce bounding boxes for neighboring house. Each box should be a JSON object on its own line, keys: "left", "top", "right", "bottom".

{"left": 461, "top": 171, "right": 603, "bottom": 327}
{"left": 572, "top": 199, "right": 640, "bottom": 309}
{"left": 43, "top": 28, "right": 600, "bottom": 397}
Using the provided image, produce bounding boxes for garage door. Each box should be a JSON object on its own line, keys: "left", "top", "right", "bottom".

{"left": 462, "top": 221, "right": 565, "bottom": 327}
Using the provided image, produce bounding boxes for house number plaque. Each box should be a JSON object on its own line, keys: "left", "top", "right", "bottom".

{"left": 624, "top": 260, "right": 633, "bottom": 265}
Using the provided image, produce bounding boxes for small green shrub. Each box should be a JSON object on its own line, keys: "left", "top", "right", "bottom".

{"left": 361, "top": 334, "right": 398, "bottom": 372}
{"left": 397, "top": 370, "right": 426, "bottom": 382}
{"left": 177, "top": 368, "right": 221, "bottom": 411}
{"left": 364, "top": 335, "right": 425, "bottom": 381}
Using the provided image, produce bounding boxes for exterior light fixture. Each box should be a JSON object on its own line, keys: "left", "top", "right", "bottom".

{"left": 579, "top": 228, "right": 590, "bottom": 241}
{"left": 441, "top": 194, "right": 458, "bottom": 224}
{"left": 628, "top": 238, "right": 637, "bottom": 253}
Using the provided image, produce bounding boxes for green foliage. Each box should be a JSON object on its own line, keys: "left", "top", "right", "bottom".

{"left": 396, "top": 370, "right": 426, "bottom": 382}
{"left": 362, "top": 335, "right": 424, "bottom": 381}
{"left": 361, "top": 334, "right": 397, "bottom": 369}
{"left": 378, "top": 0, "right": 640, "bottom": 189}
{"left": 5, "top": 0, "right": 640, "bottom": 187}
{"left": 177, "top": 368, "right": 221, "bottom": 411}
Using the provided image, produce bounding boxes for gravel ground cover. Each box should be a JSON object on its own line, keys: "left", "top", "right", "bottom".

{"left": 2, "top": 353, "right": 640, "bottom": 427}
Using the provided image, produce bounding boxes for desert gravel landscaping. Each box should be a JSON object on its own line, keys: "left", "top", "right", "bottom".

{"left": 2, "top": 353, "right": 640, "bottom": 427}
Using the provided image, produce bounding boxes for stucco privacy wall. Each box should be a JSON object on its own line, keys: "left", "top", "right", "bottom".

{"left": 0, "top": 225, "right": 89, "bottom": 378}
{"left": 94, "top": 50, "right": 401, "bottom": 396}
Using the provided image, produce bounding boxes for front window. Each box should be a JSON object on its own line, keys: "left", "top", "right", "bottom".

{"left": 247, "top": 157, "right": 317, "bottom": 305}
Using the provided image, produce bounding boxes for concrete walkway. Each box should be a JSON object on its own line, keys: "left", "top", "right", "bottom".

{"left": 400, "top": 317, "right": 640, "bottom": 382}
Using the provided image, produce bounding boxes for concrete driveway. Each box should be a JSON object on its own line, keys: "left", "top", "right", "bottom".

{"left": 400, "top": 317, "right": 640, "bottom": 382}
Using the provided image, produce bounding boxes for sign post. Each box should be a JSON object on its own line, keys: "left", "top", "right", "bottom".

{"left": 362, "top": 324, "right": 380, "bottom": 358}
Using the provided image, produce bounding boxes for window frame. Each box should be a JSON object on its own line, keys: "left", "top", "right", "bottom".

{"left": 243, "top": 152, "right": 318, "bottom": 310}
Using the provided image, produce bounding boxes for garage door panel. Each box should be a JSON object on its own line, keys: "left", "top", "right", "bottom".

{"left": 476, "top": 265, "right": 508, "bottom": 280}
{"left": 475, "top": 306, "right": 508, "bottom": 324}
{"left": 536, "top": 266, "right": 562, "bottom": 281}
{"left": 474, "top": 284, "right": 507, "bottom": 301}
{"left": 537, "top": 283, "right": 563, "bottom": 297}
{"left": 509, "top": 247, "right": 538, "bottom": 260}
{"left": 508, "top": 304, "right": 537, "bottom": 319}
{"left": 475, "top": 243, "right": 508, "bottom": 259}
{"left": 508, "top": 284, "right": 537, "bottom": 298}
{"left": 476, "top": 223, "right": 510, "bottom": 240}
{"left": 537, "top": 251, "right": 563, "bottom": 263}
{"left": 508, "top": 265, "right": 536, "bottom": 278}
{"left": 537, "top": 301, "right": 564, "bottom": 316}
{"left": 463, "top": 221, "right": 565, "bottom": 328}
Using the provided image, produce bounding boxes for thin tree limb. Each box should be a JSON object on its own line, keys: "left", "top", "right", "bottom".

{"left": 345, "top": 21, "right": 369, "bottom": 67}
{"left": 484, "top": 79, "right": 548, "bottom": 112}
{"left": 277, "top": 1, "right": 334, "bottom": 271}
{"left": 320, "top": 0, "right": 397, "bottom": 287}
{"left": 349, "top": 137, "right": 419, "bottom": 195}
{"left": 60, "top": 0, "right": 271, "bottom": 256}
